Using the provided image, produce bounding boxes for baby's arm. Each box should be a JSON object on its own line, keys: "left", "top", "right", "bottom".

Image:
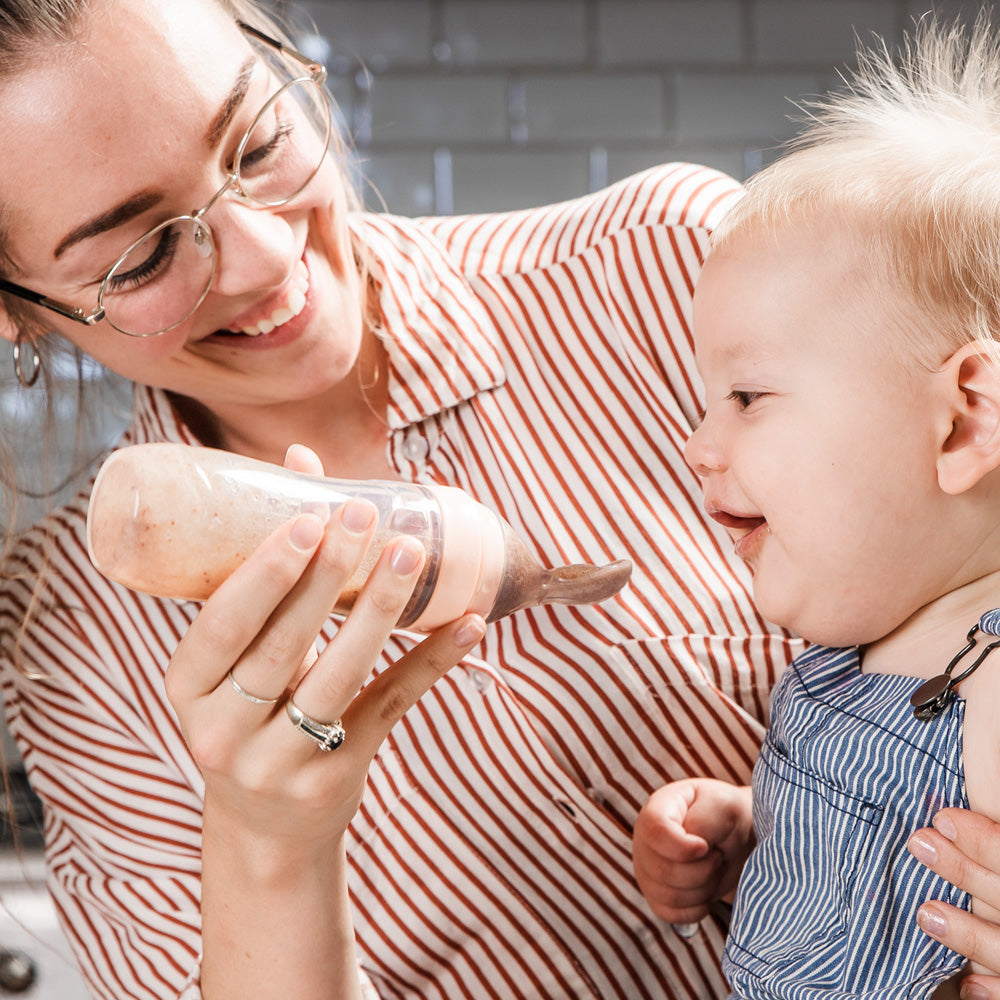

{"left": 632, "top": 778, "right": 754, "bottom": 924}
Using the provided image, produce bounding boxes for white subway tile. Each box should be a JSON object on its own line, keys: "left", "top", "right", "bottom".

{"left": 523, "top": 73, "right": 666, "bottom": 140}
{"left": 450, "top": 149, "right": 590, "bottom": 212}
{"left": 443, "top": 1, "right": 587, "bottom": 66}
{"left": 369, "top": 76, "right": 510, "bottom": 142}
{"left": 598, "top": 0, "right": 743, "bottom": 65}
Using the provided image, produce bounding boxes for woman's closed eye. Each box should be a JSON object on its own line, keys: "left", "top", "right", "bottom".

{"left": 105, "top": 224, "right": 182, "bottom": 293}
{"left": 239, "top": 118, "right": 295, "bottom": 173}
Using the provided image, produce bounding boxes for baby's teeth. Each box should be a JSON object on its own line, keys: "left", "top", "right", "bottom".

{"left": 257, "top": 318, "right": 276, "bottom": 335}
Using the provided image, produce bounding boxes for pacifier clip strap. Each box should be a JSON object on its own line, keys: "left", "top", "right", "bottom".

{"left": 910, "top": 608, "right": 1000, "bottom": 721}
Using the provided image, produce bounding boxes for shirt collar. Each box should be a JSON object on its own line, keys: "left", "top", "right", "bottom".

{"left": 129, "top": 213, "right": 507, "bottom": 442}
{"left": 354, "top": 213, "right": 505, "bottom": 429}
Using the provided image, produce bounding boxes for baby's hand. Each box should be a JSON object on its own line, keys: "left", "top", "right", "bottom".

{"left": 632, "top": 778, "right": 754, "bottom": 924}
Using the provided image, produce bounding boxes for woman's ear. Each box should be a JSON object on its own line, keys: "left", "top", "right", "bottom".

{"left": 0, "top": 302, "right": 21, "bottom": 344}
{"left": 937, "top": 340, "right": 1000, "bottom": 495}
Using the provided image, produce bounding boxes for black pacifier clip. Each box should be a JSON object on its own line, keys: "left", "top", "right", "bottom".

{"left": 910, "top": 608, "right": 1000, "bottom": 721}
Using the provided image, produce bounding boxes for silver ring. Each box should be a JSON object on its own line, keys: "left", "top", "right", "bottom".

{"left": 285, "top": 699, "right": 346, "bottom": 752}
{"left": 226, "top": 669, "right": 280, "bottom": 705}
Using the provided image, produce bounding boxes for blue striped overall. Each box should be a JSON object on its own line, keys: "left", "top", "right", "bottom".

{"left": 723, "top": 643, "right": 972, "bottom": 999}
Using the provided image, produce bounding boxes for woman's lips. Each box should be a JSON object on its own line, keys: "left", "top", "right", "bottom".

{"left": 206, "top": 258, "right": 311, "bottom": 343}
{"left": 235, "top": 259, "right": 309, "bottom": 336}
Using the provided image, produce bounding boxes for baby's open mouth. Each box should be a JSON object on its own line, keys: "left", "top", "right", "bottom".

{"left": 709, "top": 510, "right": 766, "bottom": 533}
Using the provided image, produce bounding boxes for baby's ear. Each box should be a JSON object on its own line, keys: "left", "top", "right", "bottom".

{"left": 937, "top": 341, "right": 1000, "bottom": 495}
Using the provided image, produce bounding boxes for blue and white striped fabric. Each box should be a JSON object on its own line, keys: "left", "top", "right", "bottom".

{"left": 724, "top": 644, "right": 970, "bottom": 1000}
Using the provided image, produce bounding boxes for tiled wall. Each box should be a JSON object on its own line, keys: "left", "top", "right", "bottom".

{"left": 285, "top": 0, "right": 998, "bottom": 215}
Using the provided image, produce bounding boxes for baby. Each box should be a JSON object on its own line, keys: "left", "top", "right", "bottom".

{"left": 633, "top": 15, "right": 1000, "bottom": 1000}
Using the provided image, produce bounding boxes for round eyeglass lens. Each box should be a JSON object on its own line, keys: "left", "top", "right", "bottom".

{"left": 235, "top": 77, "right": 332, "bottom": 206}
{"left": 100, "top": 218, "right": 216, "bottom": 337}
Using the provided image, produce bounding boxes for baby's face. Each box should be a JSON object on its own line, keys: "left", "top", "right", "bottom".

{"left": 685, "top": 221, "right": 955, "bottom": 647}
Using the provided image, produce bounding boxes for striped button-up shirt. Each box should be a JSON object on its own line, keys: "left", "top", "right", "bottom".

{"left": 0, "top": 164, "right": 799, "bottom": 1000}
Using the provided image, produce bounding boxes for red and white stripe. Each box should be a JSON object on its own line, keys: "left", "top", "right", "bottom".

{"left": 1, "top": 164, "right": 801, "bottom": 1000}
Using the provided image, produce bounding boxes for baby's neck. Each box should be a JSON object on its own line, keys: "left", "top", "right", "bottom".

{"left": 861, "top": 571, "right": 1000, "bottom": 678}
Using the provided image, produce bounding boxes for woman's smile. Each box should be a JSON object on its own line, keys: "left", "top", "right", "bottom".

{"left": 201, "top": 254, "right": 314, "bottom": 349}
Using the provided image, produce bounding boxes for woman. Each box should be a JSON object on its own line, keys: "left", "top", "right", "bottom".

{"left": 0, "top": 1, "right": 982, "bottom": 998}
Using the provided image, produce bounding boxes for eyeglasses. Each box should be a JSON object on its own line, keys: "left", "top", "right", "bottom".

{"left": 0, "top": 23, "right": 332, "bottom": 338}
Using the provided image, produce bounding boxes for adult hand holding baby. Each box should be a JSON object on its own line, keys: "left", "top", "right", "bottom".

{"left": 910, "top": 809, "right": 1000, "bottom": 998}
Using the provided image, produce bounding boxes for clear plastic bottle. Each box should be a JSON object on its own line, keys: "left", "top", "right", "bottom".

{"left": 86, "top": 443, "right": 632, "bottom": 632}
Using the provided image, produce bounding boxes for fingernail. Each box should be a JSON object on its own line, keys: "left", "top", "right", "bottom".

{"left": 455, "top": 617, "right": 486, "bottom": 646}
{"left": 916, "top": 906, "right": 948, "bottom": 939}
{"left": 908, "top": 833, "right": 938, "bottom": 865}
{"left": 390, "top": 539, "right": 423, "bottom": 576}
{"left": 342, "top": 499, "right": 375, "bottom": 534}
{"left": 962, "top": 983, "right": 990, "bottom": 1000}
{"left": 290, "top": 514, "right": 323, "bottom": 551}
{"left": 934, "top": 813, "right": 958, "bottom": 842}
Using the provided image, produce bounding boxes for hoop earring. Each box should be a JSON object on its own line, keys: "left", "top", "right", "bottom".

{"left": 12, "top": 339, "right": 40, "bottom": 388}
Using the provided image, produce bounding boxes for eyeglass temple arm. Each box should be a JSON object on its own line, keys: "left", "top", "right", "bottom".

{"left": 0, "top": 278, "right": 104, "bottom": 326}
{"left": 237, "top": 21, "right": 320, "bottom": 73}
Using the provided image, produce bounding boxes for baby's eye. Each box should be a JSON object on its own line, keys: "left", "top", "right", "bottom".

{"left": 727, "top": 389, "right": 766, "bottom": 410}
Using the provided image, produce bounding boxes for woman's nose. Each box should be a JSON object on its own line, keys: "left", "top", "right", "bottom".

{"left": 684, "top": 418, "right": 727, "bottom": 477}
{"left": 206, "top": 199, "right": 299, "bottom": 297}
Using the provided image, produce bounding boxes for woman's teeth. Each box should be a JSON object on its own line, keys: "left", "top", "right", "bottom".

{"left": 238, "top": 261, "right": 309, "bottom": 336}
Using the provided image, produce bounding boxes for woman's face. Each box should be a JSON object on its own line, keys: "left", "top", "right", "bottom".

{"left": 0, "top": 0, "right": 363, "bottom": 413}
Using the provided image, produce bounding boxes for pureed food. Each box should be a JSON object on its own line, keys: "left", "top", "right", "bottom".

{"left": 86, "top": 443, "right": 633, "bottom": 631}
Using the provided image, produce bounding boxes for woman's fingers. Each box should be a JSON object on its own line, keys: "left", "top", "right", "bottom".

{"left": 236, "top": 499, "right": 379, "bottom": 700}
{"left": 915, "top": 899, "right": 1000, "bottom": 978}
{"left": 281, "top": 534, "right": 430, "bottom": 744}
{"left": 284, "top": 442, "right": 324, "bottom": 478}
{"left": 909, "top": 809, "right": 1000, "bottom": 978}
{"left": 954, "top": 972, "right": 1000, "bottom": 1000}
{"left": 347, "top": 612, "right": 487, "bottom": 758}
{"left": 166, "top": 512, "right": 327, "bottom": 708}
{"left": 910, "top": 810, "right": 1000, "bottom": 911}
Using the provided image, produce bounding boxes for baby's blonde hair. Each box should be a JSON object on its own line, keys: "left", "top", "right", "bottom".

{"left": 713, "top": 14, "right": 1000, "bottom": 369}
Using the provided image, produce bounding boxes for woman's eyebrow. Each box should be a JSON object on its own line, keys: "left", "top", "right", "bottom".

{"left": 205, "top": 57, "right": 256, "bottom": 148}
{"left": 51, "top": 57, "right": 257, "bottom": 260}
{"left": 54, "top": 190, "right": 161, "bottom": 259}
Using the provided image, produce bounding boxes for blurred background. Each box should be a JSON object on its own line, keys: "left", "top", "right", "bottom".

{"left": 295, "top": 0, "right": 999, "bottom": 215}
{"left": 0, "top": 0, "right": 995, "bottom": 995}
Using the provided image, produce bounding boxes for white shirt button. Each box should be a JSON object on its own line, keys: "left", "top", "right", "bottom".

{"left": 402, "top": 433, "right": 429, "bottom": 462}
{"left": 469, "top": 669, "right": 492, "bottom": 693}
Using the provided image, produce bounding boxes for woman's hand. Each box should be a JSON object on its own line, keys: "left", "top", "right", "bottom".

{"left": 909, "top": 809, "right": 1000, "bottom": 998}
{"left": 164, "top": 444, "right": 486, "bottom": 998}
{"left": 633, "top": 778, "right": 754, "bottom": 925}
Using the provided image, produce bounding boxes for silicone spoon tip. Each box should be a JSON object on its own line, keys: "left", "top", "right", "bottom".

{"left": 542, "top": 558, "right": 633, "bottom": 605}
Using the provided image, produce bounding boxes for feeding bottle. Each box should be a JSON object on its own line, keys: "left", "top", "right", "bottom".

{"left": 86, "top": 443, "right": 632, "bottom": 632}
